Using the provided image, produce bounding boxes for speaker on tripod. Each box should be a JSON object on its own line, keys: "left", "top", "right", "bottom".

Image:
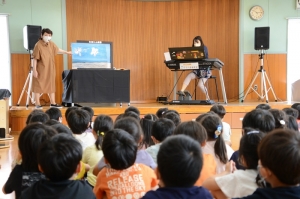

{"left": 242, "top": 26, "right": 278, "bottom": 103}
{"left": 17, "top": 25, "right": 42, "bottom": 107}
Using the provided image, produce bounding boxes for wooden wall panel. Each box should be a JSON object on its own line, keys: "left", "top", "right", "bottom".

{"left": 66, "top": 0, "right": 239, "bottom": 102}
{"left": 11, "top": 54, "right": 64, "bottom": 106}
{"left": 243, "top": 54, "right": 287, "bottom": 101}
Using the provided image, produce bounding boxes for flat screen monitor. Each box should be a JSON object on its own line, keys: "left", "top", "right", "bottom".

{"left": 71, "top": 40, "right": 113, "bottom": 69}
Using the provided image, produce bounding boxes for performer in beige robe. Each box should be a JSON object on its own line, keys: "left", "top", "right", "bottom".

{"left": 32, "top": 28, "right": 71, "bottom": 108}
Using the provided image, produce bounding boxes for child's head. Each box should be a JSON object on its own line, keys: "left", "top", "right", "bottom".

{"left": 124, "top": 106, "right": 140, "bottom": 117}
{"left": 81, "top": 106, "right": 94, "bottom": 127}
{"left": 282, "top": 107, "right": 299, "bottom": 119}
{"left": 174, "top": 121, "right": 207, "bottom": 146}
{"left": 258, "top": 129, "right": 300, "bottom": 186}
{"left": 151, "top": 118, "right": 175, "bottom": 143}
{"left": 242, "top": 109, "right": 275, "bottom": 133}
{"left": 162, "top": 111, "right": 181, "bottom": 126}
{"left": 65, "top": 106, "right": 79, "bottom": 120}
{"left": 66, "top": 109, "right": 90, "bottom": 134}
{"left": 210, "top": 104, "right": 226, "bottom": 119}
{"left": 29, "top": 112, "right": 50, "bottom": 124}
{"left": 51, "top": 123, "right": 73, "bottom": 135}
{"left": 198, "top": 114, "right": 227, "bottom": 164}
{"left": 156, "top": 108, "right": 168, "bottom": 118}
{"left": 45, "top": 119, "right": 60, "bottom": 126}
{"left": 93, "top": 115, "right": 114, "bottom": 150}
{"left": 140, "top": 114, "right": 158, "bottom": 148}
{"left": 239, "top": 130, "right": 265, "bottom": 169}
{"left": 26, "top": 109, "right": 44, "bottom": 125}
{"left": 45, "top": 107, "right": 62, "bottom": 122}
{"left": 19, "top": 123, "right": 57, "bottom": 171}
{"left": 157, "top": 135, "right": 203, "bottom": 187}
{"left": 123, "top": 111, "right": 140, "bottom": 121}
{"left": 195, "top": 112, "right": 217, "bottom": 122}
{"left": 256, "top": 103, "right": 271, "bottom": 110}
{"left": 269, "top": 109, "right": 287, "bottom": 129}
{"left": 38, "top": 134, "right": 82, "bottom": 181}
{"left": 114, "top": 117, "right": 143, "bottom": 146}
{"left": 291, "top": 103, "right": 300, "bottom": 120}
{"left": 286, "top": 115, "right": 299, "bottom": 131}
{"left": 102, "top": 129, "right": 137, "bottom": 170}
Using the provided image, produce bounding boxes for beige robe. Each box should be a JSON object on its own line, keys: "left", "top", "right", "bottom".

{"left": 32, "top": 40, "right": 59, "bottom": 93}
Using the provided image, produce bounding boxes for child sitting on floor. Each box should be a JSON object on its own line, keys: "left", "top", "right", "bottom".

{"left": 93, "top": 129, "right": 157, "bottom": 199}
{"left": 141, "top": 135, "right": 212, "bottom": 199}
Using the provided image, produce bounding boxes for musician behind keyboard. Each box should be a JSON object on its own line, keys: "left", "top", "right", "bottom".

{"left": 176, "top": 36, "right": 211, "bottom": 100}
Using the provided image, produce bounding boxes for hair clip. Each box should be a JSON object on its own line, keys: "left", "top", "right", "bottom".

{"left": 247, "top": 131, "right": 260, "bottom": 135}
{"left": 214, "top": 125, "right": 222, "bottom": 138}
{"left": 280, "top": 120, "right": 285, "bottom": 125}
{"left": 96, "top": 131, "right": 105, "bottom": 137}
{"left": 100, "top": 132, "right": 105, "bottom": 136}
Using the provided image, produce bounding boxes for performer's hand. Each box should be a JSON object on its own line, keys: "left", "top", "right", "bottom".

{"left": 67, "top": 51, "right": 72, "bottom": 55}
{"left": 33, "top": 70, "right": 38, "bottom": 78}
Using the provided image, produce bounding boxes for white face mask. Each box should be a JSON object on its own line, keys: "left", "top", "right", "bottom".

{"left": 42, "top": 36, "right": 51, "bottom": 43}
{"left": 194, "top": 43, "right": 201, "bottom": 47}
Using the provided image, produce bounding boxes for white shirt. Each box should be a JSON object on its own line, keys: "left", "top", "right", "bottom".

{"left": 202, "top": 140, "right": 234, "bottom": 174}
{"left": 222, "top": 121, "right": 231, "bottom": 142}
{"left": 215, "top": 169, "right": 258, "bottom": 198}
{"left": 74, "top": 131, "right": 96, "bottom": 151}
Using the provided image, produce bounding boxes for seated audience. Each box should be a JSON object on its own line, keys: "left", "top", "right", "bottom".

{"left": 174, "top": 121, "right": 217, "bottom": 186}
{"left": 269, "top": 109, "right": 287, "bottom": 129}
{"left": 141, "top": 135, "right": 212, "bottom": 199}
{"left": 140, "top": 114, "right": 159, "bottom": 148}
{"left": 93, "top": 129, "right": 157, "bottom": 199}
{"left": 2, "top": 124, "right": 57, "bottom": 199}
{"left": 239, "top": 129, "right": 300, "bottom": 199}
{"left": 45, "top": 107, "right": 62, "bottom": 122}
{"left": 66, "top": 109, "right": 95, "bottom": 150}
{"left": 81, "top": 106, "right": 94, "bottom": 131}
{"left": 146, "top": 118, "right": 175, "bottom": 163}
{"left": 28, "top": 112, "right": 49, "bottom": 124}
{"left": 203, "top": 130, "right": 265, "bottom": 198}
{"left": 197, "top": 114, "right": 234, "bottom": 173}
{"left": 20, "top": 134, "right": 95, "bottom": 199}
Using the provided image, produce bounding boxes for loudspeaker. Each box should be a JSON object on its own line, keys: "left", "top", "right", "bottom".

{"left": 255, "top": 27, "right": 270, "bottom": 50}
{"left": 23, "top": 25, "right": 42, "bottom": 50}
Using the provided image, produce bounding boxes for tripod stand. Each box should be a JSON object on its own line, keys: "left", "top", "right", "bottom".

{"left": 242, "top": 50, "right": 277, "bottom": 103}
{"left": 17, "top": 50, "right": 35, "bottom": 108}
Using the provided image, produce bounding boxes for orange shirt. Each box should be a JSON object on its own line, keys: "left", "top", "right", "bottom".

{"left": 194, "top": 153, "right": 217, "bottom": 186}
{"left": 93, "top": 163, "right": 158, "bottom": 199}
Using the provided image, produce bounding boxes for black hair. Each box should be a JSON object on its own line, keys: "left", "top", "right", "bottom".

{"left": 51, "top": 123, "right": 73, "bottom": 135}
{"left": 41, "top": 28, "right": 53, "bottom": 38}
{"left": 163, "top": 109, "right": 180, "bottom": 116}
{"left": 157, "top": 135, "right": 203, "bottom": 187}
{"left": 195, "top": 112, "right": 217, "bottom": 123}
{"left": 156, "top": 108, "right": 169, "bottom": 118}
{"left": 65, "top": 106, "right": 79, "bottom": 120}
{"left": 242, "top": 109, "right": 275, "bottom": 133}
{"left": 45, "top": 119, "right": 60, "bottom": 126}
{"left": 210, "top": 104, "right": 226, "bottom": 119}
{"left": 140, "top": 114, "right": 158, "bottom": 148}
{"left": 198, "top": 114, "right": 227, "bottom": 164}
{"left": 255, "top": 103, "right": 271, "bottom": 110}
{"left": 102, "top": 129, "right": 137, "bottom": 170}
{"left": 45, "top": 107, "right": 62, "bottom": 121}
{"left": 239, "top": 130, "right": 265, "bottom": 170}
{"left": 192, "top": 36, "right": 205, "bottom": 47}
{"left": 151, "top": 118, "right": 175, "bottom": 142}
{"left": 124, "top": 106, "right": 140, "bottom": 117}
{"left": 29, "top": 112, "right": 50, "bottom": 124}
{"left": 81, "top": 107, "right": 94, "bottom": 129}
{"left": 114, "top": 117, "right": 143, "bottom": 147}
{"left": 269, "top": 109, "right": 287, "bottom": 129}
{"left": 19, "top": 123, "right": 57, "bottom": 171}
{"left": 282, "top": 107, "right": 299, "bottom": 119}
{"left": 93, "top": 115, "right": 114, "bottom": 150}
{"left": 285, "top": 115, "right": 299, "bottom": 131}
{"left": 66, "top": 109, "right": 90, "bottom": 134}
{"left": 26, "top": 109, "right": 44, "bottom": 125}
{"left": 123, "top": 111, "right": 140, "bottom": 121}
{"left": 258, "top": 129, "right": 300, "bottom": 185}
{"left": 38, "top": 134, "right": 82, "bottom": 181}
{"left": 291, "top": 103, "right": 300, "bottom": 120}
{"left": 115, "top": 113, "right": 124, "bottom": 122}
{"left": 174, "top": 121, "right": 207, "bottom": 145}
{"left": 162, "top": 111, "right": 181, "bottom": 126}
